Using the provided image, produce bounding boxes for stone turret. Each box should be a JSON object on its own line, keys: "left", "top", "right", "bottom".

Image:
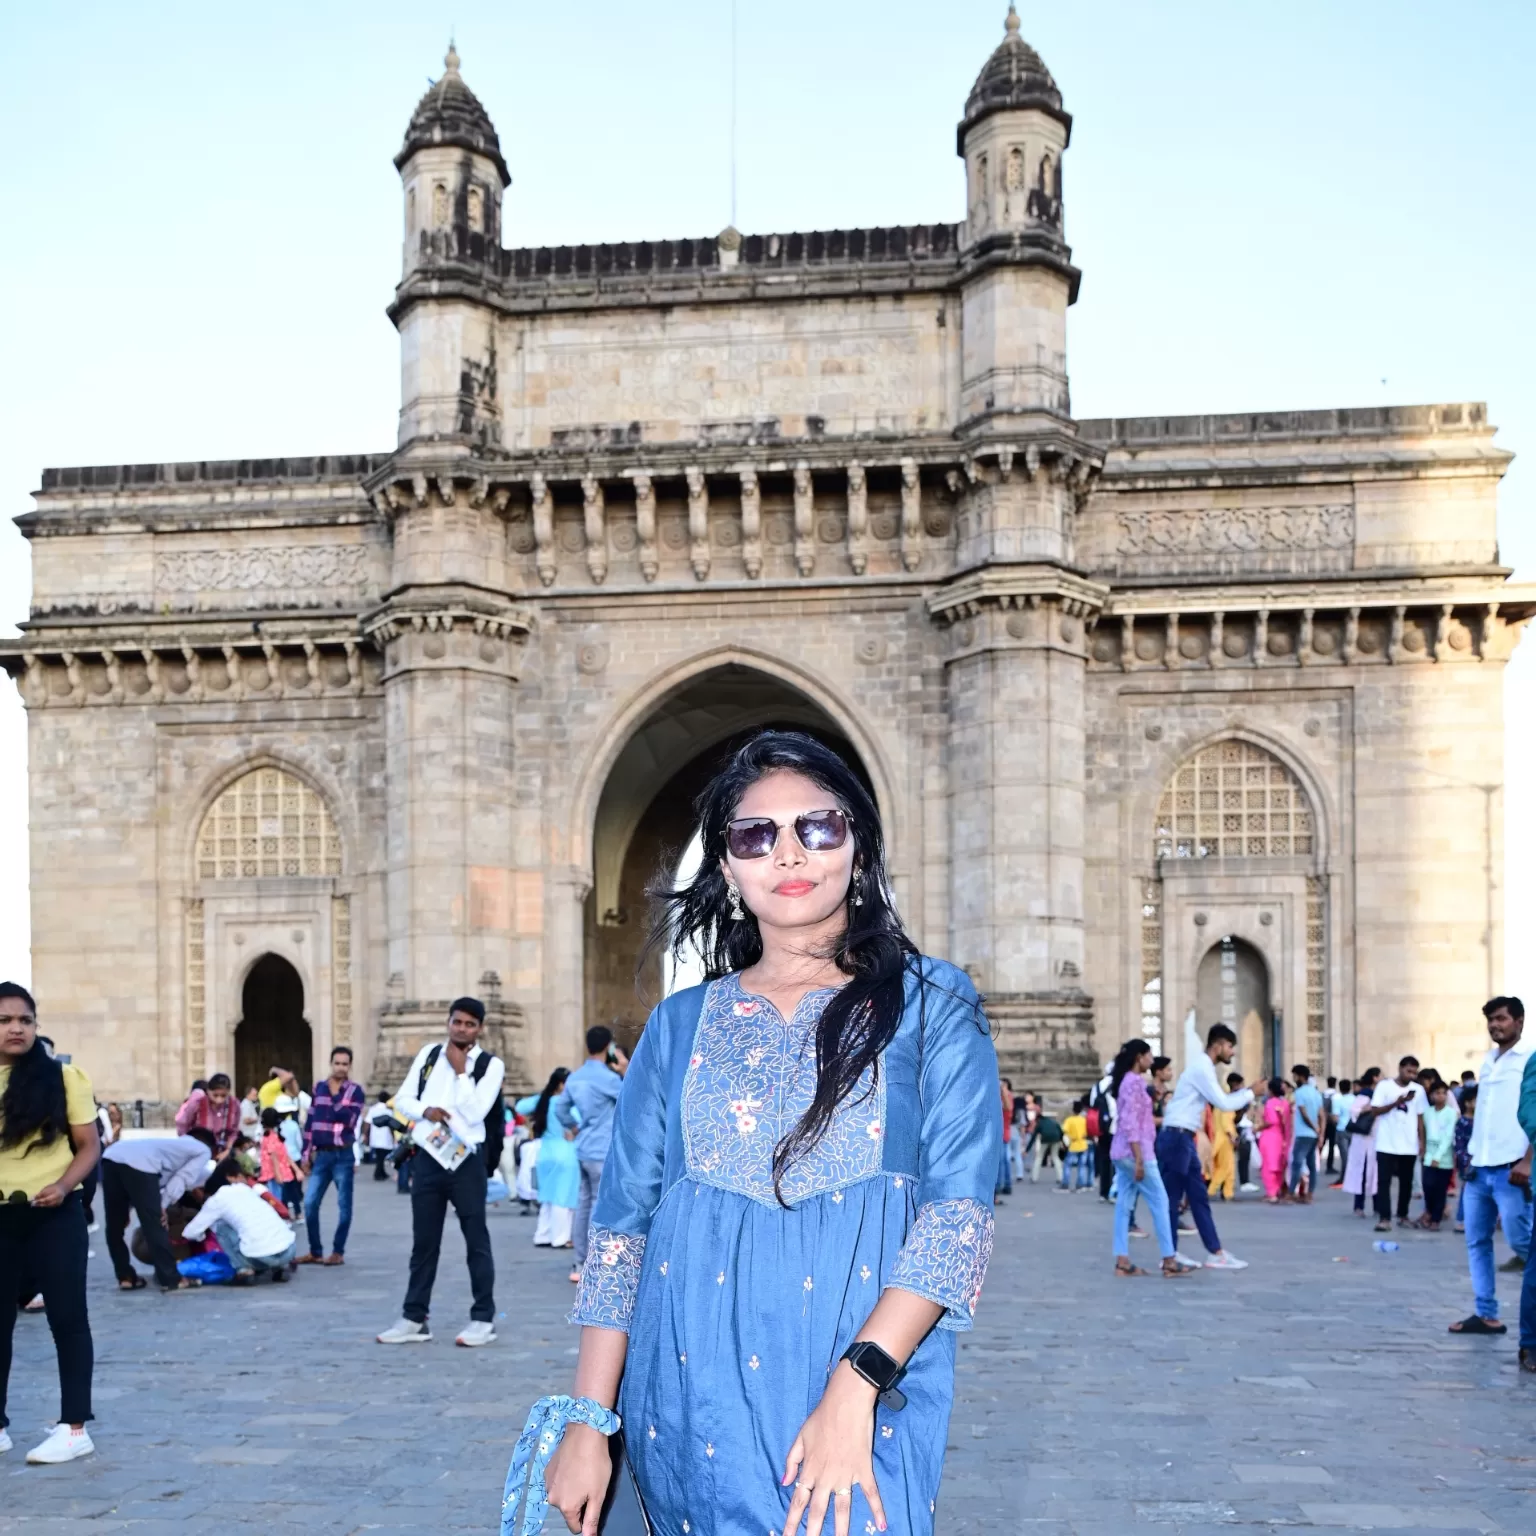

{"left": 956, "top": 5, "right": 1079, "bottom": 441}
{"left": 392, "top": 45, "right": 508, "bottom": 454}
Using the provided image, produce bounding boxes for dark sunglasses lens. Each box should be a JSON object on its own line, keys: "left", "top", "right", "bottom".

{"left": 726, "top": 818, "right": 778, "bottom": 859}
{"left": 796, "top": 811, "right": 848, "bottom": 851}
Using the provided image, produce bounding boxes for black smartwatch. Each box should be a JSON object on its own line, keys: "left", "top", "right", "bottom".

{"left": 841, "top": 1341, "right": 908, "bottom": 1411}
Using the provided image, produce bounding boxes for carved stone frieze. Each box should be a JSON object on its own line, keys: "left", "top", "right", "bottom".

{"left": 1093, "top": 503, "right": 1355, "bottom": 578}
{"left": 154, "top": 545, "right": 375, "bottom": 609}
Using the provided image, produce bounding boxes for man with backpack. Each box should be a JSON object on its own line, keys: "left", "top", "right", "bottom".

{"left": 1090, "top": 1064, "right": 1118, "bottom": 1201}
{"left": 377, "top": 997, "right": 504, "bottom": 1348}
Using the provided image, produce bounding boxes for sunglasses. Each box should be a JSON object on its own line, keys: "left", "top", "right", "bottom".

{"left": 725, "top": 808, "right": 850, "bottom": 861}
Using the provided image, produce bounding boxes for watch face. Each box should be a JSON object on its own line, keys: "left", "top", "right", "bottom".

{"left": 850, "top": 1342, "right": 898, "bottom": 1389}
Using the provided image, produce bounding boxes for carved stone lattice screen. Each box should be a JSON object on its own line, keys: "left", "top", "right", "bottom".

{"left": 1305, "top": 878, "right": 1328, "bottom": 1070}
{"left": 185, "top": 898, "right": 205, "bottom": 1079}
{"left": 1139, "top": 877, "right": 1163, "bottom": 1052}
{"left": 196, "top": 768, "right": 341, "bottom": 879}
{"left": 1154, "top": 740, "right": 1313, "bottom": 860}
{"left": 332, "top": 895, "right": 352, "bottom": 1046}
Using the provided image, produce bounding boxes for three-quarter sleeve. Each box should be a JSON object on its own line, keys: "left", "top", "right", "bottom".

{"left": 886, "top": 963, "right": 999, "bottom": 1330}
{"left": 569, "top": 1002, "right": 675, "bottom": 1333}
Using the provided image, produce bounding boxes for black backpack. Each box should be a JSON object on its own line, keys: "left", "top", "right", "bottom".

{"left": 418, "top": 1045, "right": 505, "bottom": 1173}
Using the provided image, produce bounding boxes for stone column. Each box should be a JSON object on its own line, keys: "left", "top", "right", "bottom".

{"left": 370, "top": 480, "right": 533, "bottom": 1087}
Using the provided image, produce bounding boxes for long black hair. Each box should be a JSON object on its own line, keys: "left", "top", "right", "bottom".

{"left": 530, "top": 1068, "right": 569, "bottom": 1139}
{"left": 0, "top": 983, "right": 67, "bottom": 1155}
{"left": 1109, "top": 1037, "right": 1151, "bottom": 1100}
{"left": 644, "top": 730, "right": 918, "bottom": 1203}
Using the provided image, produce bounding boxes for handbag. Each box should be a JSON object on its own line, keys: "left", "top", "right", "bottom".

{"left": 592, "top": 1431, "right": 651, "bottom": 1536}
{"left": 504, "top": 1402, "right": 651, "bottom": 1536}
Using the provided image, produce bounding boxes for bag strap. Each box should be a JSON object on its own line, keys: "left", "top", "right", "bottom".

{"left": 418, "top": 1044, "right": 443, "bottom": 1098}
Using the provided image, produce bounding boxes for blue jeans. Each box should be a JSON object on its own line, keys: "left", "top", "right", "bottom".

{"left": 1155, "top": 1126, "right": 1222, "bottom": 1255}
{"left": 997, "top": 1140, "right": 1013, "bottom": 1195}
{"left": 1061, "top": 1149, "right": 1093, "bottom": 1189}
{"left": 1288, "top": 1135, "right": 1319, "bottom": 1193}
{"left": 1113, "top": 1156, "right": 1175, "bottom": 1259}
{"left": 1463, "top": 1164, "right": 1533, "bottom": 1320}
{"left": 1522, "top": 1239, "right": 1536, "bottom": 1351}
{"left": 212, "top": 1218, "right": 295, "bottom": 1275}
{"left": 304, "top": 1147, "right": 355, "bottom": 1257}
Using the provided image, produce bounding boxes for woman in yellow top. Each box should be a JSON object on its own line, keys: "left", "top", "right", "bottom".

{"left": 0, "top": 982, "right": 101, "bottom": 1466}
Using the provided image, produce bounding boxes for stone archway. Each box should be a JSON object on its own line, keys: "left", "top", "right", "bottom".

{"left": 1196, "top": 935, "right": 1273, "bottom": 1082}
{"left": 584, "top": 664, "right": 873, "bottom": 1048}
{"left": 234, "top": 953, "right": 313, "bottom": 1096}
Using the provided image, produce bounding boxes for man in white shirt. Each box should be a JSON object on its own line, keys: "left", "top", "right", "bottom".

{"left": 1361, "top": 1056, "right": 1425, "bottom": 1231}
{"left": 183, "top": 1166, "right": 296, "bottom": 1282}
{"left": 1155, "top": 1015, "right": 1254, "bottom": 1271}
{"left": 377, "top": 997, "right": 504, "bottom": 1348}
{"left": 366, "top": 1090, "right": 398, "bottom": 1182}
{"left": 1449, "top": 997, "right": 1533, "bottom": 1337}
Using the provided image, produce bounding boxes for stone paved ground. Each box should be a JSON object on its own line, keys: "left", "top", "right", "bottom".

{"left": 3, "top": 1173, "right": 1533, "bottom": 1535}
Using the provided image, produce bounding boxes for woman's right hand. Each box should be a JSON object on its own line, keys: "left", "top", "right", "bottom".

{"left": 546, "top": 1423, "right": 613, "bottom": 1536}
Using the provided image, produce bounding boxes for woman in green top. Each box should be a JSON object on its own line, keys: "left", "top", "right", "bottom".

{"left": 0, "top": 982, "right": 102, "bottom": 1465}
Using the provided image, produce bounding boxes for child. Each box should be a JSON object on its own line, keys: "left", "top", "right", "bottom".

{"left": 1420, "top": 1080, "right": 1457, "bottom": 1230}
{"left": 1058, "top": 1100, "right": 1093, "bottom": 1191}
{"left": 258, "top": 1106, "right": 302, "bottom": 1209}
{"left": 1452, "top": 1084, "right": 1476, "bottom": 1234}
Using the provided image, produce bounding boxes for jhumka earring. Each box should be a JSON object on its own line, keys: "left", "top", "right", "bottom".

{"left": 727, "top": 883, "right": 746, "bottom": 922}
{"left": 851, "top": 870, "right": 865, "bottom": 907}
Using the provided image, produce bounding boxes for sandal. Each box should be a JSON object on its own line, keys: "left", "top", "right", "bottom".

{"left": 117, "top": 1275, "right": 148, "bottom": 1291}
{"left": 1114, "top": 1260, "right": 1149, "bottom": 1277}
{"left": 1161, "top": 1260, "right": 1193, "bottom": 1277}
{"left": 161, "top": 1278, "right": 201, "bottom": 1293}
{"left": 1448, "top": 1314, "right": 1506, "bottom": 1335}
{"left": 321, "top": 1254, "right": 345, "bottom": 1266}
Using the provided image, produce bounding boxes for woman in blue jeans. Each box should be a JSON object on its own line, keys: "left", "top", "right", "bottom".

{"left": 1108, "top": 1039, "right": 1187, "bottom": 1278}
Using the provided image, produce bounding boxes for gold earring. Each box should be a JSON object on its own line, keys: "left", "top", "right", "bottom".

{"left": 727, "top": 882, "right": 746, "bottom": 922}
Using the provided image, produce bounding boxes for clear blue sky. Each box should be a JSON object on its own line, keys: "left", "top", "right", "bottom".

{"left": 0, "top": 1, "right": 1531, "bottom": 990}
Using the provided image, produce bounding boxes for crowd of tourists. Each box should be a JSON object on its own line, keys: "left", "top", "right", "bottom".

{"left": 994, "top": 995, "right": 1535, "bottom": 1360}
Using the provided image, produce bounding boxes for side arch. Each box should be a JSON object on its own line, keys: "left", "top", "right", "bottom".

{"left": 183, "top": 753, "right": 350, "bottom": 883}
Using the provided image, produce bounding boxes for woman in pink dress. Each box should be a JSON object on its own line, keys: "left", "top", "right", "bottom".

{"left": 1256, "top": 1077, "right": 1293, "bottom": 1203}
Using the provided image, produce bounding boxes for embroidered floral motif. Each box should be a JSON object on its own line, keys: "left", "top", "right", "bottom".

{"left": 803, "top": 1276, "right": 813, "bottom": 1292}
{"left": 568, "top": 1226, "right": 646, "bottom": 1331}
{"left": 659, "top": 1261, "right": 668, "bottom": 1275}
{"left": 717, "top": 1271, "right": 725, "bottom": 1285}
{"left": 706, "top": 1442, "right": 715, "bottom": 1458}
{"left": 886, "top": 1196, "right": 995, "bottom": 1331}
{"left": 880, "top": 1425, "right": 894, "bottom": 1439}
{"left": 748, "top": 1353, "right": 761, "bottom": 1370}
{"left": 860, "top": 1264, "right": 872, "bottom": 1282}
{"left": 682, "top": 974, "right": 886, "bottom": 1206}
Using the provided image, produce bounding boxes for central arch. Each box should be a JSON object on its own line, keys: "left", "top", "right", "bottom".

{"left": 234, "top": 953, "right": 313, "bottom": 1097}
{"left": 585, "top": 663, "right": 876, "bottom": 1046}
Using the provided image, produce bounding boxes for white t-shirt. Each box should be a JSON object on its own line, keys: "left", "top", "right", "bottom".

{"left": 182, "top": 1182, "right": 294, "bottom": 1260}
{"left": 366, "top": 1102, "right": 397, "bottom": 1151}
{"left": 1370, "top": 1078, "right": 1426, "bottom": 1157}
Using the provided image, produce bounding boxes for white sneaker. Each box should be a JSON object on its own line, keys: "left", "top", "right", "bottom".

{"left": 376, "top": 1318, "right": 432, "bottom": 1344}
{"left": 455, "top": 1320, "right": 496, "bottom": 1348}
{"left": 1203, "top": 1250, "right": 1249, "bottom": 1270}
{"left": 1169, "top": 1252, "right": 1203, "bottom": 1270}
{"left": 0, "top": 1428, "right": 11, "bottom": 1454}
{"left": 27, "top": 1424, "right": 95, "bottom": 1464}
{"left": 1239, "top": 1182, "right": 1260, "bottom": 1193}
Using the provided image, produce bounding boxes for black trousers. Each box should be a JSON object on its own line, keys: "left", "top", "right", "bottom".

{"left": 0, "top": 1193, "right": 93, "bottom": 1429}
{"left": 1423, "top": 1164, "right": 1453, "bottom": 1224}
{"left": 1096, "top": 1134, "right": 1115, "bottom": 1198}
{"left": 1323, "top": 1123, "right": 1340, "bottom": 1173}
{"left": 1375, "top": 1151, "right": 1417, "bottom": 1222}
{"left": 402, "top": 1153, "right": 494, "bottom": 1324}
{"left": 103, "top": 1159, "right": 179, "bottom": 1289}
{"left": 1237, "top": 1138, "right": 1252, "bottom": 1187}
{"left": 372, "top": 1148, "right": 391, "bottom": 1181}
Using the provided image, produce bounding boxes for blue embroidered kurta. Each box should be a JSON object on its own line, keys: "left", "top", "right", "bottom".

{"left": 571, "top": 956, "right": 999, "bottom": 1536}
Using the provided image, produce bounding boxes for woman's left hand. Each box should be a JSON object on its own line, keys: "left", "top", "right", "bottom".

{"left": 781, "top": 1363, "right": 888, "bottom": 1536}
{"left": 30, "top": 1182, "right": 66, "bottom": 1208}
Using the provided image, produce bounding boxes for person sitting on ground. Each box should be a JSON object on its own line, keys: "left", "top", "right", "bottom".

{"left": 1420, "top": 1080, "right": 1457, "bottom": 1231}
{"left": 100, "top": 1128, "right": 216, "bottom": 1292}
{"left": 174, "top": 1071, "right": 241, "bottom": 1155}
{"left": 182, "top": 1158, "right": 296, "bottom": 1284}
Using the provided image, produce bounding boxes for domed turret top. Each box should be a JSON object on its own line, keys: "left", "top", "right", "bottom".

{"left": 396, "top": 43, "right": 510, "bottom": 186}
{"left": 958, "top": 4, "right": 1070, "bottom": 150}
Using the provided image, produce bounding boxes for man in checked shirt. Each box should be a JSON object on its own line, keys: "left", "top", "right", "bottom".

{"left": 297, "top": 1045, "right": 366, "bottom": 1265}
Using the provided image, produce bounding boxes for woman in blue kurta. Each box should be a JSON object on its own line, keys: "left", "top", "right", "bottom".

{"left": 536, "top": 731, "right": 1000, "bottom": 1536}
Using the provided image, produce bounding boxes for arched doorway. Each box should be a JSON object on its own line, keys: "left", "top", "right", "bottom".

{"left": 586, "top": 665, "right": 873, "bottom": 1048}
{"left": 1196, "top": 935, "right": 1273, "bottom": 1082}
{"left": 235, "top": 954, "right": 313, "bottom": 1096}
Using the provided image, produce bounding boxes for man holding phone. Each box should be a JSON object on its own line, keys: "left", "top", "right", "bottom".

{"left": 554, "top": 1025, "right": 629, "bottom": 1285}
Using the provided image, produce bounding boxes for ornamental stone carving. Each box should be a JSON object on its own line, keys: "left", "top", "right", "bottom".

{"left": 155, "top": 545, "right": 373, "bottom": 607}
{"left": 1101, "top": 504, "right": 1354, "bottom": 577}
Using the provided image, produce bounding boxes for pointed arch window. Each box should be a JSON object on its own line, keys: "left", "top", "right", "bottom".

{"left": 196, "top": 767, "right": 341, "bottom": 880}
